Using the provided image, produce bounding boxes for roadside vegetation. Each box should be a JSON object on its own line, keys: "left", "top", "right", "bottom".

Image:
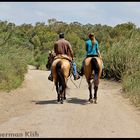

{"left": 0, "top": 19, "right": 139, "bottom": 106}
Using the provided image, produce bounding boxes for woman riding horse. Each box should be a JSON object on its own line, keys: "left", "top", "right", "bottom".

{"left": 79, "top": 33, "right": 103, "bottom": 103}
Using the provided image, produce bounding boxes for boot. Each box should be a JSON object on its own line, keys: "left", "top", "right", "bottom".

{"left": 48, "top": 74, "right": 53, "bottom": 81}
{"left": 101, "top": 69, "right": 105, "bottom": 79}
{"left": 79, "top": 67, "right": 84, "bottom": 76}
{"left": 74, "top": 74, "right": 80, "bottom": 80}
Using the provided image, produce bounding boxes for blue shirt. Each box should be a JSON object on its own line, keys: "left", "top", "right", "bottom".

{"left": 85, "top": 39, "right": 99, "bottom": 56}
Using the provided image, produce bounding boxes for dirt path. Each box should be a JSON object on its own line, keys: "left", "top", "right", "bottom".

{"left": 0, "top": 66, "right": 140, "bottom": 138}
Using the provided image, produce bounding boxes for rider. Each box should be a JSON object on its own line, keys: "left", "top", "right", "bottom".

{"left": 79, "top": 33, "right": 104, "bottom": 76}
{"left": 48, "top": 32, "right": 80, "bottom": 81}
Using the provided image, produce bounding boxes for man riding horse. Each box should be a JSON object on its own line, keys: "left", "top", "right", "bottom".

{"left": 48, "top": 32, "right": 80, "bottom": 81}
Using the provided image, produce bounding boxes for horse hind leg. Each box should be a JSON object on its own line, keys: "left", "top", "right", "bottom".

{"left": 88, "top": 81, "right": 93, "bottom": 103}
{"left": 93, "top": 85, "right": 98, "bottom": 103}
{"left": 60, "top": 93, "right": 64, "bottom": 104}
{"left": 63, "top": 78, "right": 67, "bottom": 100}
{"left": 60, "top": 88, "right": 67, "bottom": 104}
{"left": 57, "top": 86, "right": 64, "bottom": 104}
{"left": 59, "top": 85, "right": 64, "bottom": 104}
{"left": 93, "top": 80, "right": 99, "bottom": 104}
{"left": 56, "top": 83, "right": 60, "bottom": 102}
{"left": 64, "top": 90, "right": 66, "bottom": 100}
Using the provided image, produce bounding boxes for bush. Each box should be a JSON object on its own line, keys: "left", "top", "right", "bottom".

{"left": 0, "top": 46, "right": 32, "bottom": 91}
{"left": 122, "top": 71, "right": 140, "bottom": 106}
{"left": 102, "top": 29, "right": 140, "bottom": 106}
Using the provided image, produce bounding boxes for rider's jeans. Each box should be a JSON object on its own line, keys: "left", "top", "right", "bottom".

{"left": 71, "top": 61, "right": 77, "bottom": 76}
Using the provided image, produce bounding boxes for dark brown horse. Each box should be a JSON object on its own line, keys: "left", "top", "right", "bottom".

{"left": 46, "top": 50, "right": 55, "bottom": 70}
{"left": 47, "top": 52, "right": 71, "bottom": 104}
{"left": 83, "top": 56, "right": 103, "bottom": 103}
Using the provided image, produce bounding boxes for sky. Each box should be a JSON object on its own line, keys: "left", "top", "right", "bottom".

{"left": 0, "top": 2, "right": 140, "bottom": 27}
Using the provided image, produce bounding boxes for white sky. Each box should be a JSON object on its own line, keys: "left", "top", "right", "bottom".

{"left": 0, "top": 2, "right": 140, "bottom": 27}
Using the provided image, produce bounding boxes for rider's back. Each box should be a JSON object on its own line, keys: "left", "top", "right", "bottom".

{"left": 54, "top": 38, "right": 72, "bottom": 58}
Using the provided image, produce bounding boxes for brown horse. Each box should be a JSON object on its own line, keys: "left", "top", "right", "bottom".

{"left": 83, "top": 56, "right": 103, "bottom": 103}
{"left": 47, "top": 52, "right": 71, "bottom": 104}
{"left": 46, "top": 50, "right": 55, "bottom": 70}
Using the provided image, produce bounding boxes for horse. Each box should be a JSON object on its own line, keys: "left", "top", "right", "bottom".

{"left": 47, "top": 51, "right": 71, "bottom": 104}
{"left": 83, "top": 56, "right": 103, "bottom": 103}
{"left": 46, "top": 50, "right": 55, "bottom": 70}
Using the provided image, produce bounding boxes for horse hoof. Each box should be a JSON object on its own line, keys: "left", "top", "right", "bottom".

{"left": 89, "top": 99, "right": 93, "bottom": 103}
{"left": 94, "top": 100, "right": 97, "bottom": 104}
{"left": 61, "top": 101, "right": 63, "bottom": 104}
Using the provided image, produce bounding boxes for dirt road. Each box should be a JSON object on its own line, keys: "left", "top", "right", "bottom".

{"left": 0, "top": 66, "right": 140, "bottom": 138}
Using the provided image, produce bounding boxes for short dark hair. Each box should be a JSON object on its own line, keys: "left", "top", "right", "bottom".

{"left": 59, "top": 32, "right": 64, "bottom": 38}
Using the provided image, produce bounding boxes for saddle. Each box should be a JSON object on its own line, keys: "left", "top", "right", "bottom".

{"left": 53, "top": 54, "right": 72, "bottom": 62}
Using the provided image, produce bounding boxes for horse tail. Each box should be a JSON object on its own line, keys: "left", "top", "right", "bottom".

{"left": 56, "top": 61, "right": 66, "bottom": 91}
{"left": 90, "top": 57, "right": 100, "bottom": 77}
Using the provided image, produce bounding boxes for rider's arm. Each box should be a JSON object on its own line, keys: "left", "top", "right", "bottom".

{"left": 85, "top": 41, "right": 90, "bottom": 57}
{"left": 68, "top": 42, "right": 74, "bottom": 59}
{"left": 96, "top": 41, "right": 102, "bottom": 59}
{"left": 54, "top": 43, "right": 57, "bottom": 54}
{"left": 86, "top": 41, "right": 89, "bottom": 52}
